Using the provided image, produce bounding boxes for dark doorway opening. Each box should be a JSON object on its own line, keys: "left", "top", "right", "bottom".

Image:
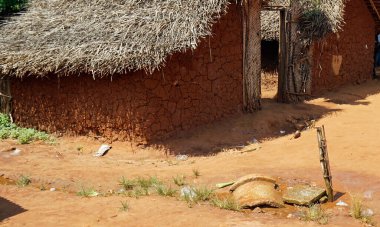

{"left": 261, "top": 40, "right": 279, "bottom": 72}
{"left": 261, "top": 40, "right": 279, "bottom": 99}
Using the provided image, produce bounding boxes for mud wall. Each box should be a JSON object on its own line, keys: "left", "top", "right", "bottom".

{"left": 10, "top": 5, "right": 243, "bottom": 143}
{"left": 312, "top": 0, "right": 375, "bottom": 94}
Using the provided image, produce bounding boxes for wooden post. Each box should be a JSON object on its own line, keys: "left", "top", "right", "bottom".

{"left": 317, "top": 126, "right": 334, "bottom": 202}
{"left": 242, "top": 0, "right": 262, "bottom": 112}
{"left": 0, "top": 77, "right": 12, "bottom": 115}
{"left": 277, "top": 9, "right": 287, "bottom": 103}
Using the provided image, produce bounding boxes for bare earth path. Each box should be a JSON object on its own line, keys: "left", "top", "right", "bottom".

{"left": 1, "top": 80, "right": 380, "bottom": 226}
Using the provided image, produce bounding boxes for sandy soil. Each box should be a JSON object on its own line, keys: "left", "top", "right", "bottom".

{"left": 1, "top": 80, "right": 380, "bottom": 226}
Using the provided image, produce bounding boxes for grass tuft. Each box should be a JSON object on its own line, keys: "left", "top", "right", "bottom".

{"left": 120, "top": 201, "right": 129, "bottom": 212}
{"left": 119, "top": 176, "right": 136, "bottom": 190}
{"left": 16, "top": 175, "right": 31, "bottom": 187}
{"left": 156, "top": 185, "right": 177, "bottom": 197}
{"left": 211, "top": 197, "right": 240, "bottom": 211}
{"left": 194, "top": 187, "right": 214, "bottom": 202}
{"left": 0, "top": 113, "right": 53, "bottom": 144}
{"left": 77, "top": 187, "right": 99, "bottom": 197}
{"left": 192, "top": 169, "right": 201, "bottom": 178}
{"left": 300, "top": 204, "right": 329, "bottom": 225}
{"left": 350, "top": 195, "right": 375, "bottom": 226}
{"left": 173, "top": 175, "right": 186, "bottom": 186}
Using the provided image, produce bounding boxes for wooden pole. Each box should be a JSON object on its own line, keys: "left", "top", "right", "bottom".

{"left": 277, "top": 8, "right": 287, "bottom": 103}
{"left": 0, "top": 77, "right": 12, "bottom": 114}
{"left": 242, "top": 0, "right": 262, "bottom": 112}
{"left": 317, "top": 126, "right": 334, "bottom": 202}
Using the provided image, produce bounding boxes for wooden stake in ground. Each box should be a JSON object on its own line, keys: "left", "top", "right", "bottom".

{"left": 317, "top": 126, "right": 334, "bottom": 202}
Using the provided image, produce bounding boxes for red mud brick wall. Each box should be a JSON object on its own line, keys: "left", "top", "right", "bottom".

{"left": 312, "top": 0, "right": 375, "bottom": 94}
{"left": 10, "top": 5, "right": 243, "bottom": 143}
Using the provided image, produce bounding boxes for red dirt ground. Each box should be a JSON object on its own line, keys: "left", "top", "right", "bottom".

{"left": 1, "top": 80, "right": 380, "bottom": 226}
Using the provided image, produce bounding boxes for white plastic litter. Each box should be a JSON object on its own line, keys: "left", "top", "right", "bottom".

{"left": 176, "top": 155, "right": 188, "bottom": 161}
{"left": 94, "top": 144, "right": 112, "bottom": 157}
{"left": 280, "top": 130, "right": 286, "bottom": 134}
{"left": 336, "top": 200, "right": 348, "bottom": 207}
{"left": 361, "top": 208, "right": 374, "bottom": 217}
{"left": 50, "top": 188, "right": 56, "bottom": 192}
{"left": 10, "top": 149, "right": 21, "bottom": 156}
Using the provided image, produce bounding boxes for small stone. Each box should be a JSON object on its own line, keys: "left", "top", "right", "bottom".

{"left": 251, "top": 138, "right": 259, "bottom": 144}
{"left": 283, "top": 185, "right": 326, "bottom": 206}
{"left": 293, "top": 131, "right": 301, "bottom": 139}
{"left": 50, "top": 188, "right": 56, "bottom": 192}
{"left": 180, "top": 186, "right": 196, "bottom": 199}
{"left": 361, "top": 208, "right": 374, "bottom": 217}
{"left": 176, "top": 155, "right": 188, "bottom": 161}
{"left": 336, "top": 200, "right": 348, "bottom": 207}
{"left": 287, "top": 214, "right": 293, "bottom": 218}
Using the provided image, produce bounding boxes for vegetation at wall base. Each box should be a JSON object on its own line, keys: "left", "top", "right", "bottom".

{"left": 0, "top": 113, "right": 53, "bottom": 144}
{"left": 0, "top": 0, "right": 27, "bottom": 16}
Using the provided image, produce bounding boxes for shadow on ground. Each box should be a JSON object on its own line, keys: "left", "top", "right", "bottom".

{"left": 315, "top": 79, "right": 380, "bottom": 106}
{"left": 152, "top": 80, "right": 380, "bottom": 156}
{"left": 0, "top": 197, "right": 26, "bottom": 221}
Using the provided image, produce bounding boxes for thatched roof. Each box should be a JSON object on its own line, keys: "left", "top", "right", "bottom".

{"left": 0, "top": 0, "right": 230, "bottom": 77}
{"left": 261, "top": 0, "right": 289, "bottom": 41}
{"left": 261, "top": 11, "right": 281, "bottom": 41}
{"left": 261, "top": 0, "right": 345, "bottom": 41}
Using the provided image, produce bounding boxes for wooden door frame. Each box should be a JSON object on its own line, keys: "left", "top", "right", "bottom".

{"left": 261, "top": 5, "right": 289, "bottom": 103}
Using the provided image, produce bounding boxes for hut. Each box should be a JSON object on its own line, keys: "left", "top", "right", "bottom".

{"left": 1, "top": 0, "right": 375, "bottom": 143}
{"left": 0, "top": 0, "right": 262, "bottom": 143}
{"left": 261, "top": 0, "right": 380, "bottom": 96}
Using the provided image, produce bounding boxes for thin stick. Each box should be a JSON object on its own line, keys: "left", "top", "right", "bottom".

{"left": 317, "top": 126, "right": 333, "bottom": 202}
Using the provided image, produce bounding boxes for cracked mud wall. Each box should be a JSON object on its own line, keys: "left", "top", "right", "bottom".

{"left": 10, "top": 5, "right": 243, "bottom": 143}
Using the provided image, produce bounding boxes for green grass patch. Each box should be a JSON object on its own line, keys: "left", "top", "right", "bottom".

{"left": 0, "top": 113, "right": 53, "bottom": 144}
{"left": 0, "top": 0, "right": 27, "bottom": 15}
{"left": 77, "top": 187, "right": 99, "bottom": 197}
{"left": 156, "top": 185, "right": 177, "bottom": 197}
{"left": 193, "top": 187, "right": 214, "bottom": 202}
{"left": 119, "top": 176, "right": 136, "bottom": 191}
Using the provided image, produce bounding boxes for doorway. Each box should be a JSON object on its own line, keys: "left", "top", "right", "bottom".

{"left": 260, "top": 6, "right": 288, "bottom": 102}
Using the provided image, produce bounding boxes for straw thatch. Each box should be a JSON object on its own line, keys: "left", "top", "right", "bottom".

{"left": 0, "top": 0, "right": 230, "bottom": 77}
{"left": 261, "top": 0, "right": 289, "bottom": 41}
{"left": 297, "top": 0, "right": 346, "bottom": 44}
{"left": 261, "top": 0, "right": 345, "bottom": 42}
{"left": 261, "top": 11, "right": 281, "bottom": 41}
